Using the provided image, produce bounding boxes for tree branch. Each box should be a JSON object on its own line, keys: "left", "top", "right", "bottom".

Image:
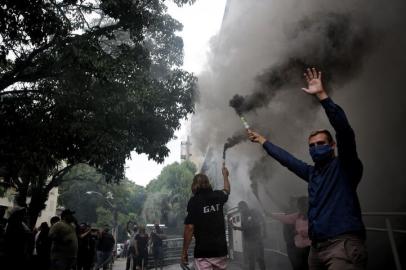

{"left": 78, "top": 8, "right": 91, "bottom": 30}
{"left": 0, "top": 39, "right": 58, "bottom": 91}
{"left": 50, "top": 0, "right": 72, "bottom": 28}
{"left": 0, "top": 13, "right": 124, "bottom": 91}
{"left": 45, "top": 163, "right": 77, "bottom": 192}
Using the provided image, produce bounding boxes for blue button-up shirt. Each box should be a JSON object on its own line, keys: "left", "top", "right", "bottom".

{"left": 262, "top": 97, "right": 365, "bottom": 241}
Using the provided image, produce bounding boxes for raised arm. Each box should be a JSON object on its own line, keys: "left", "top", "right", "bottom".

{"left": 302, "top": 68, "right": 362, "bottom": 177}
{"left": 222, "top": 163, "right": 230, "bottom": 194}
{"left": 248, "top": 130, "right": 311, "bottom": 182}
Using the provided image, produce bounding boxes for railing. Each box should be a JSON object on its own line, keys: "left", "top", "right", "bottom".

{"left": 362, "top": 212, "right": 406, "bottom": 270}
{"left": 238, "top": 212, "right": 406, "bottom": 270}
{"left": 145, "top": 237, "right": 195, "bottom": 269}
{"left": 154, "top": 212, "right": 406, "bottom": 270}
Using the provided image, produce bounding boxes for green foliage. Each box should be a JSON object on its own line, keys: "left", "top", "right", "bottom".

{"left": 95, "top": 206, "right": 113, "bottom": 228}
{"left": 143, "top": 160, "right": 196, "bottom": 232}
{"left": 58, "top": 163, "right": 146, "bottom": 241}
{"left": 59, "top": 161, "right": 197, "bottom": 238}
{"left": 0, "top": 0, "right": 196, "bottom": 227}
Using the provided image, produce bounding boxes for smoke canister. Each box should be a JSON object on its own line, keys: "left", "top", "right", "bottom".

{"left": 240, "top": 116, "right": 250, "bottom": 129}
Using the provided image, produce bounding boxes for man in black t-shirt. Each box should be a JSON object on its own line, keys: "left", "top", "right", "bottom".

{"left": 182, "top": 163, "right": 230, "bottom": 270}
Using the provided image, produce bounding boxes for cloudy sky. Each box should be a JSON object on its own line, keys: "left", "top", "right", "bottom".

{"left": 125, "top": 0, "right": 227, "bottom": 186}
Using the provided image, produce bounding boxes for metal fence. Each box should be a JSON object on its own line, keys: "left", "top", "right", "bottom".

{"left": 145, "top": 237, "right": 195, "bottom": 269}
{"left": 259, "top": 211, "right": 406, "bottom": 270}
{"left": 362, "top": 212, "right": 406, "bottom": 270}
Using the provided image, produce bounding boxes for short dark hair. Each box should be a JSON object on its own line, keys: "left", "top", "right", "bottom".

{"left": 238, "top": 201, "right": 249, "bottom": 211}
{"left": 308, "top": 129, "right": 334, "bottom": 144}
{"left": 50, "top": 216, "right": 60, "bottom": 225}
{"left": 61, "top": 209, "right": 75, "bottom": 219}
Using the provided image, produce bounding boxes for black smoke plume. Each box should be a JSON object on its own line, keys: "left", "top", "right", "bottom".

{"left": 230, "top": 12, "right": 371, "bottom": 115}
{"left": 223, "top": 132, "right": 246, "bottom": 160}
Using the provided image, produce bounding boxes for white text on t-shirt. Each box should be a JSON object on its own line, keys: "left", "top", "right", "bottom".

{"left": 203, "top": 204, "right": 220, "bottom": 214}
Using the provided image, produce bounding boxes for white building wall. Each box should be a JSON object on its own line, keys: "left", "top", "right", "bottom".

{"left": 0, "top": 187, "right": 59, "bottom": 227}
{"left": 35, "top": 187, "right": 59, "bottom": 227}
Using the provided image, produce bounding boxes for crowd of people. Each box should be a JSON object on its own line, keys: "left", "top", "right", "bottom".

{"left": 0, "top": 207, "right": 117, "bottom": 270}
{"left": 124, "top": 223, "right": 166, "bottom": 270}
{"left": 0, "top": 205, "right": 168, "bottom": 270}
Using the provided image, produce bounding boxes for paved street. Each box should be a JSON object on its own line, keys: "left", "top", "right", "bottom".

{"left": 113, "top": 258, "right": 182, "bottom": 270}
{"left": 112, "top": 258, "right": 244, "bottom": 270}
{"left": 112, "top": 258, "right": 126, "bottom": 270}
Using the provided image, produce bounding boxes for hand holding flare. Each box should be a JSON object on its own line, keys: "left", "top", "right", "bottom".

{"left": 247, "top": 129, "right": 267, "bottom": 145}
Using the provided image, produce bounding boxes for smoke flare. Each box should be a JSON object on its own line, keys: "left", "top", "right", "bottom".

{"left": 223, "top": 132, "right": 247, "bottom": 161}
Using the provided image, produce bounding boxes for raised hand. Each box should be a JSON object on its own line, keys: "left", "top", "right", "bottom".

{"left": 301, "top": 68, "right": 328, "bottom": 100}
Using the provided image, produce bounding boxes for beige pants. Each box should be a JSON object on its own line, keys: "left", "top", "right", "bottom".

{"left": 308, "top": 234, "right": 367, "bottom": 270}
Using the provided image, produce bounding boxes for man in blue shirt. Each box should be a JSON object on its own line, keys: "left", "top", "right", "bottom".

{"left": 248, "top": 68, "right": 367, "bottom": 270}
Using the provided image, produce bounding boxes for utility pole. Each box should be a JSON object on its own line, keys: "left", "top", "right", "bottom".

{"left": 181, "top": 136, "right": 192, "bottom": 161}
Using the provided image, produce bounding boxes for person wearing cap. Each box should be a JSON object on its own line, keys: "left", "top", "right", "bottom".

{"left": 248, "top": 68, "right": 367, "bottom": 270}
{"left": 181, "top": 163, "right": 230, "bottom": 270}
{"left": 49, "top": 209, "right": 78, "bottom": 270}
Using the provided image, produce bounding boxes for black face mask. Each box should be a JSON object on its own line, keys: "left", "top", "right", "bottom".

{"left": 309, "top": 144, "right": 334, "bottom": 163}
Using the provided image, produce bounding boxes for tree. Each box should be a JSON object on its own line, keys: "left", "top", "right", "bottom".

{"left": 58, "top": 163, "right": 146, "bottom": 241}
{"left": 143, "top": 160, "right": 196, "bottom": 233}
{"left": 0, "top": 0, "right": 196, "bottom": 227}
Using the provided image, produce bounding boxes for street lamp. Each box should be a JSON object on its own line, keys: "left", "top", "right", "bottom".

{"left": 85, "top": 190, "right": 118, "bottom": 254}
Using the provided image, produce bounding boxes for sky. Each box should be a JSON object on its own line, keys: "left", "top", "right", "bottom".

{"left": 124, "top": 0, "right": 227, "bottom": 187}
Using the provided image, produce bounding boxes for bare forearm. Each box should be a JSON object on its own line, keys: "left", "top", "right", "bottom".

{"left": 182, "top": 225, "right": 194, "bottom": 254}
{"left": 223, "top": 175, "right": 230, "bottom": 194}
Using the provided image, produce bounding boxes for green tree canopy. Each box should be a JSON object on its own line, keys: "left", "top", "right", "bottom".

{"left": 143, "top": 160, "right": 196, "bottom": 232}
{"left": 0, "top": 0, "right": 196, "bottom": 227}
{"left": 58, "top": 163, "right": 146, "bottom": 241}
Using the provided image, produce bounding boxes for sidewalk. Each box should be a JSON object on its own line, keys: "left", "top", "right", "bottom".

{"left": 113, "top": 257, "right": 127, "bottom": 270}
{"left": 113, "top": 258, "right": 244, "bottom": 270}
